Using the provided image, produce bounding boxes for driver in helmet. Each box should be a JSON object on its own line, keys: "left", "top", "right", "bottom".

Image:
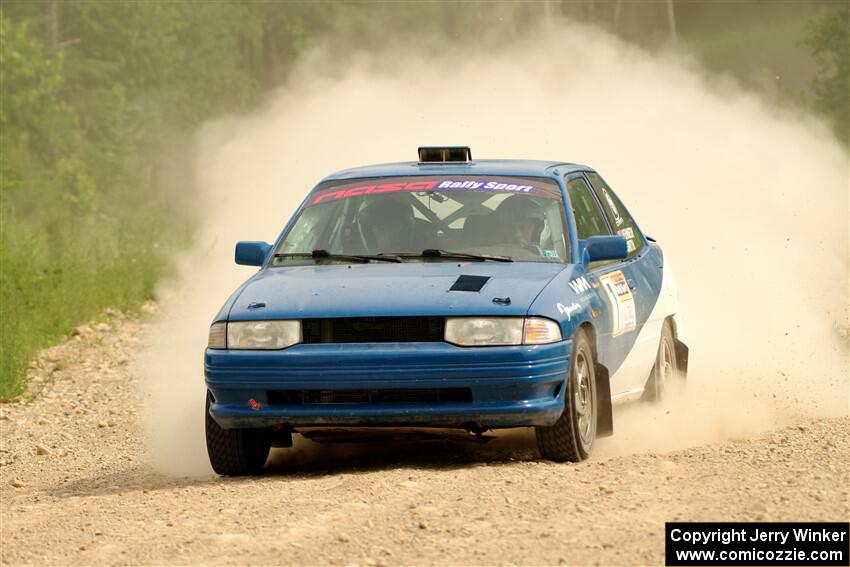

{"left": 358, "top": 197, "right": 416, "bottom": 253}
{"left": 495, "top": 196, "right": 546, "bottom": 254}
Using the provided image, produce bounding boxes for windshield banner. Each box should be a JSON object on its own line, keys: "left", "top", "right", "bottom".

{"left": 308, "top": 176, "right": 561, "bottom": 206}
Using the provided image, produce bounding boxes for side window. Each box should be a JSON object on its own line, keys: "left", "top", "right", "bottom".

{"left": 566, "top": 176, "right": 611, "bottom": 239}
{"left": 586, "top": 172, "right": 645, "bottom": 257}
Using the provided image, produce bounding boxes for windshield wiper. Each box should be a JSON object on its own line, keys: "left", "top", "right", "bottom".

{"left": 408, "top": 249, "right": 513, "bottom": 262}
{"left": 274, "top": 250, "right": 402, "bottom": 263}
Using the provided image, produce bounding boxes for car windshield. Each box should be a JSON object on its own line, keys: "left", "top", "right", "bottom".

{"left": 272, "top": 175, "right": 569, "bottom": 265}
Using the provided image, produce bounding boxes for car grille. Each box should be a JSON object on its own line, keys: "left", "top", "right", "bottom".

{"left": 267, "top": 388, "right": 472, "bottom": 405}
{"left": 301, "top": 317, "right": 444, "bottom": 343}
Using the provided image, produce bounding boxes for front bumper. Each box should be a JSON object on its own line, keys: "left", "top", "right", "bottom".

{"left": 205, "top": 340, "right": 570, "bottom": 429}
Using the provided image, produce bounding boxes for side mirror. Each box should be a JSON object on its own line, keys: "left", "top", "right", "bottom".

{"left": 235, "top": 241, "right": 272, "bottom": 266}
{"left": 582, "top": 235, "right": 628, "bottom": 263}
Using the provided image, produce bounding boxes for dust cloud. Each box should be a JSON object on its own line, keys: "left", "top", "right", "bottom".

{"left": 137, "top": 20, "right": 848, "bottom": 475}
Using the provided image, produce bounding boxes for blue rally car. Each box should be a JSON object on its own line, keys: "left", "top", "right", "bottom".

{"left": 205, "top": 147, "right": 688, "bottom": 475}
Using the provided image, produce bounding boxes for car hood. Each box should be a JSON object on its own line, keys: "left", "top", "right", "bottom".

{"left": 227, "top": 262, "right": 568, "bottom": 320}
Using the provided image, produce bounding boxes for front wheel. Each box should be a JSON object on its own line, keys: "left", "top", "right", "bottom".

{"left": 535, "top": 330, "right": 597, "bottom": 462}
{"left": 205, "top": 393, "right": 271, "bottom": 476}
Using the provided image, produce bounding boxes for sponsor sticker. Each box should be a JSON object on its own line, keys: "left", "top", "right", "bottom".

{"left": 617, "top": 227, "right": 634, "bottom": 240}
{"left": 557, "top": 302, "right": 582, "bottom": 321}
{"left": 601, "top": 188, "right": 624, "bottom": 227}
{"left": 310, "top": 180, "right": 439, "bottom": 205}
{"left": 568, "top": 276, "right": 592, "bottom": 294}
{"left": 599, "top": 270, "right": 636, "bottom": 336}
{"left": 436, "top": 179, "right": 534, "bottom": 193}
{"left": 618, "top": 227, "right": 636, "bottom": 253}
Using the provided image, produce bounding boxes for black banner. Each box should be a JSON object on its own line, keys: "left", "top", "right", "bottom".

{"left": 666, "top": 522, "right": 849, "bottom": 566}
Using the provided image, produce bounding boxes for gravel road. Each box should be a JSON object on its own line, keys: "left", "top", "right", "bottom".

{"left": 1, "top": 310, "right": 848, "bottom": 566}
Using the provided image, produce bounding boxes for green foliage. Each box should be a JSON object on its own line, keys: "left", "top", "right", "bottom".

{"left": 0, "top": 16, "right": 66, "bottom": 132}
{"left": 804, "top": 6, "right": 849, "bottom": 146}
{"left": 0, "top": 1, "right": 349, "bottom": 398}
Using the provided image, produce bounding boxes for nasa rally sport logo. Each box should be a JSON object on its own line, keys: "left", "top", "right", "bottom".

{"left": 435, "top": 179, "right": 534, "bottom": 192}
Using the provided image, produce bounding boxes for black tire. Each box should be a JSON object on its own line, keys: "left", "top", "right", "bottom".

{"left": 642, "top": 320, "right": 678, "bottom": 403}
{"left": 205, "top": 393, "right": 271, "bottom": 476}
{"left": 535, "top": 330, "right": 597, "bottom": 462}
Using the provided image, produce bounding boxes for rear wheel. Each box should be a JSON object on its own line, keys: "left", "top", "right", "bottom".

{"left": 642, "top": 320, "right": 678, "bottom": 403}
{"left": 536, "top": 330, "right": 597, "bottom": 462}
{"left": 205, "top": 393, "right": 271, "bottom": 476}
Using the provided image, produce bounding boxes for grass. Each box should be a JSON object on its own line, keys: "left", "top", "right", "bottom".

{"left": 0, "top": 204, "right": 186, "bottom": 399}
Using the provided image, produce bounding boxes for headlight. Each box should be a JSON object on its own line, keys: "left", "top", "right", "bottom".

{"left": 445, "top": 318, "right": 524, "bottom": 346}
{"left": 226, "top": 320, "right": 301, "bottom": 350}
{"left": 522, "top": 317, "right": 562, "bottom": 344}
{"left": 445, "top": 317, "right": 561, "bottom": 346}
{"left": 208, "top": 322, "right": 227, "bottom": 349}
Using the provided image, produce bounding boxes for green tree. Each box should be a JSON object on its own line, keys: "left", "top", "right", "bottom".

{"left": 804, "top": 6, "right": 849, "bottom": 146}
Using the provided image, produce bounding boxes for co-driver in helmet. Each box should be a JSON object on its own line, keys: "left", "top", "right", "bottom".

{"left": 494, "top": 195, "right": 546, "bottom": 255}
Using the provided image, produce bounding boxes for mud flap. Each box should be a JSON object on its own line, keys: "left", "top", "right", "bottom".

{"left": 270, "top": 426, "right": 293, "bottom": 448}
{"left": 595, "top": 363, "right": 613, "bottom": 437}
{"left": 674, "top": 339, "right": 689, "bottom": 379}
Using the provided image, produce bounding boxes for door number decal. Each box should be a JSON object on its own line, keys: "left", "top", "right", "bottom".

{"left": 599, "top": 270, "right": 636, "bottom": 336}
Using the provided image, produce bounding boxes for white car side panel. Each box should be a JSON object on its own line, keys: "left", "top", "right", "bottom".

{"left": 609, "top": 254, "right": 680, "bottom": 394}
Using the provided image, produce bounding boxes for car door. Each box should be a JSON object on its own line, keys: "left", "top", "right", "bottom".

{"left": 564, "top": 174, "right": 638, "bottom": 398}
{"left": 584, "top": 171, "right": 663, "bottom": 399}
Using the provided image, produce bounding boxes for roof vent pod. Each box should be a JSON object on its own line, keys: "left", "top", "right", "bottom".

{"left": 418, "top": 146, "right": 472, "bottom": 163}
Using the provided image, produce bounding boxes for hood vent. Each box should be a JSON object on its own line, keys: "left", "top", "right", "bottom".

{"left": 450, "top": 275, "right": 490, "bottom": 292}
